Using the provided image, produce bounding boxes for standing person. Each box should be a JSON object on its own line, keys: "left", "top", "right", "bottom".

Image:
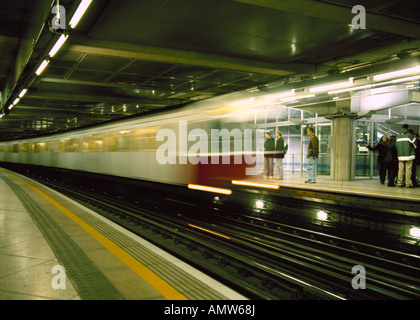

{"left": 305, "top": 127, "right": 319, "bottom": 183}
{"left": 387, "top": 135, "right": 398, "bottom": 187}
{"left": 409, "top": 130, "right": 418, "bottom": 187}
{"left": 415, "top": 133, "right": 420, "bottom": 186}
{"left": 263, "top": 130, "right": 275, "bottom": 178}
{"left": 274, "top": 131, "right": 287, "bottom": 180}
{"left": 365, "top": 135, "right": 389, "bottom": 184}
{"left": 396, "top": 124, "right": 416, "bottom": 188}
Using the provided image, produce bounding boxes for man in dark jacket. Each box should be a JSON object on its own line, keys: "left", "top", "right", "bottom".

{"left": 387, "top": 135, "right": 398, "bottom": 187}
{"left": 365, "top": 136, "right": 388, "bottom": 184}
{"left": 409, "top": 130, "right": 418, "bottom": 187}
{"left": 263, "top": 131, "right": 275, "bottom": 178}
{"left": 305, "top": 127, "right": 319, "bottom": 183}
{"left": 396, "top": 124, "right": 416, "bottom": 188}
{"left": 274, "top": 131, "right": 287, "bottom": 180}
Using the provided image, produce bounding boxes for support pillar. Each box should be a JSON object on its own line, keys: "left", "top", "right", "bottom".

{"left": 331, "top": 116, "right": 354, "bottom": 181}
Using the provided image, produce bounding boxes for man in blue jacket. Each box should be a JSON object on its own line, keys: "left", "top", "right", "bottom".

{"left": 305, "top": 127, "right": 319, "bottom": 183}
{"left": 396, "top": 124, "right": 416, "bottom": 188}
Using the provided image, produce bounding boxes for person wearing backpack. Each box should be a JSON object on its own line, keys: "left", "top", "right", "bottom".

{"left": 274, "top": 131, "right": 287, "bottom": 180}
{"left": 396, "top": 124, "right": 416, "bottom": 188}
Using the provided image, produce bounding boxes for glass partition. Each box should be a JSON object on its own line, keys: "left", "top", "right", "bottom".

{"left": 355, "top": 120, "right": 372, "bottom": 177}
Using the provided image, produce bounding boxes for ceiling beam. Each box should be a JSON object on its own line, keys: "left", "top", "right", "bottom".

{"left": 26, "top": 90, "right": 175, "bottom": 105}
{"left": 234, "top": 0, "right": 420, "bottom": 39}
{"left": 67, "top": 33, "right": 311, "bottom": 76}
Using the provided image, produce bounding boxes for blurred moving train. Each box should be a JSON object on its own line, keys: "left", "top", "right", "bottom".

{"left": 0, "top": 91, "right": 265, "bottom": 188}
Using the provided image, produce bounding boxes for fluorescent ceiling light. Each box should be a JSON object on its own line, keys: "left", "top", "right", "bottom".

{"left": 49, "top": 34, "right": 69, "bottom": 57}
{"left": 373, "top": 66, "right": 420, "bottom": 81}
{"left": 328, "top": 84, "right": 374, "bottom": 94}
{"left": 232, "top": 98, "right": 254, "bottom": 106}
{"left": 13, "top": 98, "right": 20, "bottom": 105}
{"left": 389, "top": 74, "right": 420, "bottom": 84}
{"left": 265, "top": 90, "right": 295, "bottom": 100}
{"left": 69, "top": 0, "right": 93, "bottom": 28}
{"left": 296, "top": 94, "right": 315, "bottom": 99}
{"left": 35, "top": 60, "right": 50, "bottom": 76}
{"left": 243, "top": 101, "right": 266, "bottom": 108}
{"left": 18, "top": 88, "right": 28, "bottom": 98}
{"left": 309, "top": 78, "right": 354, "bottom": 93}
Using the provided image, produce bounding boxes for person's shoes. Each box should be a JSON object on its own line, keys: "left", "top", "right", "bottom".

{"left": 264, "top": 175, "right": 268, "bottom": 178}
{"left": 305, "top": 180, "right": 315, "bottom": 183}
{"left": 406, "top": 185, "right": 414, "bottom": 188}
{"left": 268, "top": 176, "right": 273, "bottom": 179}
{"left": 387, "top": 184, "right": 396, "bottom": 187}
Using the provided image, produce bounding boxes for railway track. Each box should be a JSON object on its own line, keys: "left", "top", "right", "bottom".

{"left": 26, "top": 173, "right": 420, "bottom": 300}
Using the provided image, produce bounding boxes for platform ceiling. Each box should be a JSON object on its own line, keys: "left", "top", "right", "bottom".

{"left": 0, "top": 0, "right": 419, "bottom": 140}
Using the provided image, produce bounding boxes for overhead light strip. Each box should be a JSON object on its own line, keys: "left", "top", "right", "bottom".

{"left": 328, "top": 84, "right": 374, "bottom": 95}
{"left": 49, "top": 34, "right": 69, "bottom": 57}
{"left": 309, "top": 78, "right": 354, "bottom": 93}
{"left": 2, "top": 0, "right": 93, "bottom": 119}
{"left": 35, "top": 60, "right": 50, "bottom": 76}
{"left": 372, "top": 66, "right": 420, "bottom": 81}
{"left": 18, "top": 89, "right": 28, "bottom": 98}
{"left": 69, "top": 0, "right": 93, "bottom": 28}
{"left": 264, "top": 90, "right": 296, "bottom": 100}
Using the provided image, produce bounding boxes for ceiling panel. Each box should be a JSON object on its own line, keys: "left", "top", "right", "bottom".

{"left": 0, "top": 0, "right": 419, "bottom": 140}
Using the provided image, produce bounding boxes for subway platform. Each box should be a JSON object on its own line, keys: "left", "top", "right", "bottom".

{"left": 0, "top": 168, "right": 245, "bottom": 300}
{"left": 252, "top": 171, "right": 420, "bottom": 202}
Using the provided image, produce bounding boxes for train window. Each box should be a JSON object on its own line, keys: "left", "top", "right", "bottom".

{"left": 115, "top": 130, "right": 131, "bottom": 151}
{"left": 127, "top": 129, "right": 142, "bottom": 151}
{"left": 0, "top": 144, "right": 4, "bottom": 152}
{"left": 102, "top": 132, "right": 116, "bottom": 152}
{"left": 142, "top": 127, "right": 158, "bottom": 151}
{"left": 37, "top": 142, "right": 48, "bottom": 153}
{"left": 69, "top": 138, "right": 81, "bottom": 152}
{"left": 19, "top": 143, "right": 29, "bottom": 153}
{"left": 81, "top": 135, "right": 102, "bottom": 152}
{"left": 47, "top": 141, "right": 56, "bottom": 152}
{"left": 57, "top": 139, "right": 66, "bottom": 152}
{"left": 11, "top": 144, "right": 18, "bottom": 153}
{"left": 94, "top": 135, "right": 104, "bottom": 151}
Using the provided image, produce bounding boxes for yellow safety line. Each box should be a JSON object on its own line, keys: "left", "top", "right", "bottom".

{"left": 1, "top": 169, "right": 187, "bottom": 300}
